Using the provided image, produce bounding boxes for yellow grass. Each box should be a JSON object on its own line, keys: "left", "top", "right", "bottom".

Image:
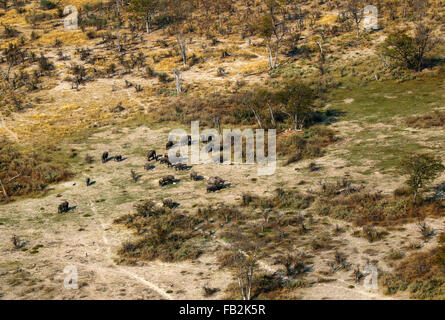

{"left": 316, "top": 14, "right": 338, "bottom": 25}
{"left": 155, "top": 57, "right": 179, "bottom": 72}
{"left": 60, "top": 0, "right": 104, "bottom": 9}
{"left": 60, "top": 104, "right": 81, "bottom": 111}
{"left": 0, "top": 9, "right": 27, "bottom": 25}
{"left": 0, "top": 39, "right": 21, "bottom": 49}
{"left": 239, "top": 60, "right": 270, "bottom": 74}
{"left": 37, "top": 30, "right": 88, "bottom": 46}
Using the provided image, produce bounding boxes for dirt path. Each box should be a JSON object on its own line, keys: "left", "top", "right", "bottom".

{"left": 85, "top": 190, "right": 173, "bottom": 300}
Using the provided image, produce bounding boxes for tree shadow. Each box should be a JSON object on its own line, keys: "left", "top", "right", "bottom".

{"left": 430, "top": 182, "right": 445, "bottom": 200}
{"left": 423, "top": 57, "right": 445, "bottom": 70}
{"left": 311, "top": 109, "right": 347, "bottom": 125}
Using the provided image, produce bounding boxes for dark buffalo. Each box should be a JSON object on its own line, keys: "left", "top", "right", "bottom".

{"left": 190, "top": 171, "right": 199, "bottom": 181}
{"left": 102, "top": 152, "right": 109, "bottom": 163}
{"left": 159, "top": 175, "right": 175, "bottom": 186}
{"left": 174, "top": 163, "right": 188, "bottom": 171}
{"left": 147, "top": 150, "right": 157, "bottom": 161}
{"left": 58, "top": 201, "right": 69, "bottom": 213}
{"left": 206, "top": 176, "right": 226, "bottom": 193}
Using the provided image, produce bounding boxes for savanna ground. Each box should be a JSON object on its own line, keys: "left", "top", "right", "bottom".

{"left": 1, "top": 0, "right": 445, "bottom": 300}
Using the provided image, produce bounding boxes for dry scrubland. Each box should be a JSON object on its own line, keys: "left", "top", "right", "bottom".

{"left": 0, "top": 0, "right": 445, "bottom": 300}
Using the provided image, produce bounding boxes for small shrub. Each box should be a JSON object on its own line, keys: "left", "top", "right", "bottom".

{"left": 40, "top": 0, "right": 57, "bottom": 10}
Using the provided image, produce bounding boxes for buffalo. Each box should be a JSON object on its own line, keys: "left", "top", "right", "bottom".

{"left": 58, "top": 201, "right": 69, "bottom": 213}
{"left": 102, "top": 152, "right": 109, "bottom": 163}
{"left": 174, "top": 163, "right": 188, "bottom": 171}
{"left": 207, "top": 176, "right": 226, "bottom": 193}
{"left": 147, "top": 150, "right": 157, "bottom": 161}
{"left": 159, "top": 175, "right": 175, "bottom": 186}
{"left": 190, "top": 171, "right": 199, "bottom": 181}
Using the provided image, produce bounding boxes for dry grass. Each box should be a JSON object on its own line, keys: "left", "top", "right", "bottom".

{"left": 406, "top": 110, "right": 445, "bottom": 128}
{"left": 313, "top": 178, "right": 445, "bottom": 226}
{"left": 37, "top": 30, "right": 88, "bottom": 46}
{"left": 383, "top": 241, "right": 445, "bottom": 299}
{"left": 239, "top": 60, "right": 270, "bottom": 75}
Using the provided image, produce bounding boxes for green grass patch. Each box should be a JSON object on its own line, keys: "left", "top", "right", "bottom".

{"left": 330, "top": 74, "right": 445, "bottom": 123}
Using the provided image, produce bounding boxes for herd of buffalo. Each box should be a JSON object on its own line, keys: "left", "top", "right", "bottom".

{"left": 58, "top": 138, "right": 228, "bottom": 213}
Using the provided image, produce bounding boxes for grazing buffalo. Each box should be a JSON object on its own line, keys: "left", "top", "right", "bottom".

{"left": 102, "top": 152, "right": 109, "bottom": 163}
{"left": 58, "top": 201, "right": 69, "bottom": 213}
{"left": 160, "top": 156, "right": 172, "bottom": 167}
{"left": 86, "top": 177, "right": 91, "bottom": 186}
{"left": 147, "top": 150, "right": 157, "bottom": 161}
{"left": 207, "top": 176, "right": 225, "bottom": 193}
{"left": 190, "top": 171, "right": 199, "bottom": 181}
{"left": 115, "top": 155, "right": 123, "bottom": 162}
{"left": 163, "top": 199, "right": 174, "bottom": 208}
{"left": 174, "top": 163, "right": 188, "bottom": 171}
{"left": 159, "top": 175, "right": 175, "bottom": 186}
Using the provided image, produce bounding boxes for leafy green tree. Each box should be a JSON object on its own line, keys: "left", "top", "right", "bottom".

{"left": 277, "top": 81, "right": 315, "bottom": 131}
{"left": 129, "top": 0, "right": 160, "bottom": 34}
{"left": 398, "top": 153, "right": 444, "bottom": 204}
{"left": 40, "top": 0, "right": 57, "bottom": 10}
{"left": 382, "top": 24, "right": 438, "bottom": 71}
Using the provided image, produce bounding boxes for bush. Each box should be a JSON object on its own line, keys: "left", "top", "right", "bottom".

{"left": 383, "top": 246, "right": 445, "bottom": 299}
{"left": 241, "top": 188, "right": 313, "bottom": 210}
{"left": 406, "top": 111, "right": 445, "bottom": 129}
{"left": 279, "top": 126, "right": 336, "bottom": 164}
{"left": 312, "top": 181, "right": 436, "bottom": 226}
{"left": 0, "top": 140, "right": 72, "bottom": 202}
{"left": 40, "top": 0, "right": 57, "bottom": 10}
{"left": 158, "top": 72, "right": 171, "bottom": 83}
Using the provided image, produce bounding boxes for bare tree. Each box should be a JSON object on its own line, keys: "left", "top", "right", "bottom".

{"left": 235, "top": 250, "right": 258, "bottom": 300}
{"left": 176, "top": 34, "right": 187, "bottom": 67}
{"left": 114, "top": 0, "right": 122, "bottom": 52}
{"left": 0, "top": 171, "right": 21, "bottom": 200}
{"left": 174, "top": 68, "right": 182, "bottom": 94}
{"left": 257, "top": 0, "right": 287, "bottom": 69}
{"left": 316, "top": 40, "right": 326, "bottom": 75}
{"left": 345, "top": 0, "right": 363, "bottom": 40}
{"left": 240, "top": 91, "right": 264, "bottom": 129}
{"left": 3, "top": 43, "right": 23, "bottom": 83}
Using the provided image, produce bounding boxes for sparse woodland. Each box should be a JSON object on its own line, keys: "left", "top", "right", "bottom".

{"left": 0, "top": 0, "right": 445, "bottom": 300}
